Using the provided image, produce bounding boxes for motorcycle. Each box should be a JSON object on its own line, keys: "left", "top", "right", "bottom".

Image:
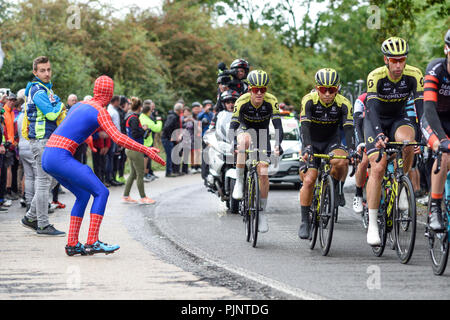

{"left": 202, "top": 130, "right": 239, "bottom": 213}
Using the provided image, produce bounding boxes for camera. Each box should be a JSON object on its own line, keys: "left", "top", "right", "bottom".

{"left": 143, "top": 129, "right": 151, "bottom": 140}
{"left": 217, "top": 62, "right": 246, "bottom": 93}
{"left": 0, "top": 88, "right": 11, "bottom": 97}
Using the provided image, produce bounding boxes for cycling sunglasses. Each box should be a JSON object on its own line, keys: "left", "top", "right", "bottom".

{"left": 316, "top": 86, "right": 338, "bottom": 94}
{"left": 388, "top": 56, "right": 407, "bottom": 64}
{"left": 250, "top": 87, "right": 267, "bottom": 94}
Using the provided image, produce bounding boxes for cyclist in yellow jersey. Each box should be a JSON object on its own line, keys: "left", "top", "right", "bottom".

{"left": 364, "top": 37, "right": 424, "bottom": 246}
{"left": 230, "top": 70, "right": 283, "bottom": 233}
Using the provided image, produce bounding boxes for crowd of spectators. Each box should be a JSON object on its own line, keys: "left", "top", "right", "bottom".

{"left": 0, "top": 89, "right": 217, "bottom": 213}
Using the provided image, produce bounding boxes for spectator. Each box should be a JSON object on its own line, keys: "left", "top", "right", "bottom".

{"left": 198, "top": 100, "right": 214, "bottom": 179}
{"left": 161, "top": 102, "right": 183, "bottom": 177}
{"left": 191, "top": 101, "right": 202, "bottom": 120}
{"left": 3, "top": 93, "right": 19, "bottom": 202}
{"left": 21, "top": 56, "right": 66, "bottom": 236}
{"left": 173, "top": 103, "right": 187, "bottom": 175}
{"left": 66, "top": 94, "right": 78, "bottom": 110}
{"left": 122, "top": 97, "right": 155, "bottom": 205}
{"left": 114, "top": 96, "right": 129, "bottom": 184}
{"left": 0, "top": 94, "right": 8, "bottom": 212}
{"left": 67, "top": 94, "right": 88, "bottom": 165}
{"left": 139, "top": 99, "right": 162, "bottom": 182}
{"left": 182, "top": 107, "right": 198, "bottom": 174}
{"left": 106, "top": 95, "right": 123, "bottom": 186}
{"left": 17, "top": 95, "right": 35, "bottom": 212}
{"left": 91, "top": 130, "right": 110, "bottom": 184}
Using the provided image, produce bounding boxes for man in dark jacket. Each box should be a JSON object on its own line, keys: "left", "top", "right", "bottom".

{"left": 161, "top": 103, "right": 183, "bottom": 177}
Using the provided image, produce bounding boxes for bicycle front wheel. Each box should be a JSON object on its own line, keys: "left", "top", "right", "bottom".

{"left": 426, "top": 198, "right": 449, "bottom": 275}
{"left": 372, "top": 211, "right": 387, "bottom": 257}
{"left": 309, "top": 197, "right": 319, "bottom": 250}
{"left": 319, "top": 175, "right": 336, "bottom": 256}
{"left": 309, "top": 183, "right": 321, "bottom": 250}
{"left": 243, "top": 174, "right": 251, "bottom": 243}
{"left": 394, "top": 175, "right": 416, "bottom": 264}
{"left": 249, "top": 171, "right": 260, "bottom": 248}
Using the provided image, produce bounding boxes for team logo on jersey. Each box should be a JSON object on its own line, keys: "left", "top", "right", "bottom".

{"left": 368, "top": 79, "right": 374, "bottom": 88}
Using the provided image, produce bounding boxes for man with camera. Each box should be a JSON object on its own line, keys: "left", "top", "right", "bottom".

{"left": 215, "top": 59, "right": 250, "bottom": 113}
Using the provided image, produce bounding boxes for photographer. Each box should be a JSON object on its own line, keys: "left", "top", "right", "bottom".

{"left": 218, "top": 59, "right": 249, "bottom": 95}
{"left": 139, "top": 100, "right": 163, "bottom": 182}
{"left": 215, "top": 59, "right": 249, "bottom": 114}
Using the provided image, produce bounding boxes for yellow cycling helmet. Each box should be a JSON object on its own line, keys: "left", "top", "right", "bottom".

{"left": 247, "top": 70, "right": 270, "bottom": 87}
{"left": 381, "top": 37, "right": 409, "bottom": 57}
{"left": 314, "top": 68, "right": 340, "bottom": 87}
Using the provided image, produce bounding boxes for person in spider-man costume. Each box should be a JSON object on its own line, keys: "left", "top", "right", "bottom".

{"left": 42, "top": 75, "right": 165, "bottom": 256}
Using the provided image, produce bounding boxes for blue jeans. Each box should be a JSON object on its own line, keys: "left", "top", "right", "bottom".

{"left": 161, "top": 138, "right": 173, "bottom": 176}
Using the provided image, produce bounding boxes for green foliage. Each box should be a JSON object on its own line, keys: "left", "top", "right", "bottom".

{"left": 0, "top": 0, "right": 448, "bottom": 110}
{"left": 0, "top": 37, "right": 93, "bottom": 98}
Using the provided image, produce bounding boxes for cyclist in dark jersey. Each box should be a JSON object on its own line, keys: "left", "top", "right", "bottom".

{"left": 352, "top": 92, "right": 369, "bottom": 214}
{"left": 230, "top": 69, "right": 283, "bottom": 234}
{"left": 298, "top": 68, "right": 355, "bottom": 239}
{"left": 364, "top": 37, "right": 424, "bottom": 246}
{"left": 421, "top": 29, "right": 450, "bottom": 231}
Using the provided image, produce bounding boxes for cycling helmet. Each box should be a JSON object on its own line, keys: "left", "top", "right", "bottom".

{"left": 220, "top": 90, "right": 239, "bottom": 102}
{"left": 445, "top": 29, "right": 450, "bottom": 46}
{"left": 314, "top": 68, "right": 340, "bottom": 87}
{"left": 247, "top": 70, "right": 270, "bottom": 87}
{"left": 381, "top": 37, "right": 409, "bottom": 57}
{"left": 230, "top": 59, "right": 249, "bottom": 72}
{"left": 202, "top": 99, "right": 213, "bottom": 106}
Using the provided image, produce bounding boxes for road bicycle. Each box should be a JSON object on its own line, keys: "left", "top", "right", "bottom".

{"left": 371, "top": 141, "right": 422, "bottom": 264}
{"left": 239, "top": 148, "right": 269, "bottom": 248}
{"left": 302, "top": 152, "right": 355, "bottom": 256}
{"left": 424, "top": 147, "right": 450, "bottom": 275}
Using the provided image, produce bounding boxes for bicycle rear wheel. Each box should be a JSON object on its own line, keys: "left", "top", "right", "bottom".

{"left": 319, "top": 175, "right": 336, "bottom": 256}
{"left": 249, "top": 171, "right": 260, "bottom": 248}
{"left": 394, "top": 175, "right": 416, "bottom": 264}
{"left": 426, "top": 199, "right": 449, "bottom": 275}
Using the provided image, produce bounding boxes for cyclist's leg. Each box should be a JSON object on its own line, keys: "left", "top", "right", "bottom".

{"left": 429, "top": 151, "right": 450, "bottom": 231}
{"left": 232, "top": 130, "right": 251, "bottom": 200}
{"left": 354, "top": 151, "right": 369, "bottom": 212}
{"left": 393, "top": 122, "right": 416, "bottom": 211}
{"left": 298, "top": 143, "right": 320, "bottom": 239}
{"left": 329, "top": 145, "right": 349, "bottom": 206}
{"left": 365, "top": 120, "right": 388, "bottom": 245}
{"left": 257, "top": 161, "right": 270, "bottom": 232}
{"left": 393, "top": 121, "right": 416, "bottom": 175}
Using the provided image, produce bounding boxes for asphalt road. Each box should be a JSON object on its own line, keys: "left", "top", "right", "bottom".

{"left": 139, "top": 177, "right": 450, "bottom": 300}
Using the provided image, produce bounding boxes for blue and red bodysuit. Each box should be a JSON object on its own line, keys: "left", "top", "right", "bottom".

{"left": 42, "top": 76, "right": 165, "bottom": 248}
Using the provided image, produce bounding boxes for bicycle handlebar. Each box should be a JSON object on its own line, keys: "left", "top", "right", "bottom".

{"left": 375, "top": 141, "right": 426, "bottom": 163}
{"left": 300, "top": 152, "right": 357, "bottom": 177}
{"left": 433, "top": 146, "right": 450, "bottom": 174}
